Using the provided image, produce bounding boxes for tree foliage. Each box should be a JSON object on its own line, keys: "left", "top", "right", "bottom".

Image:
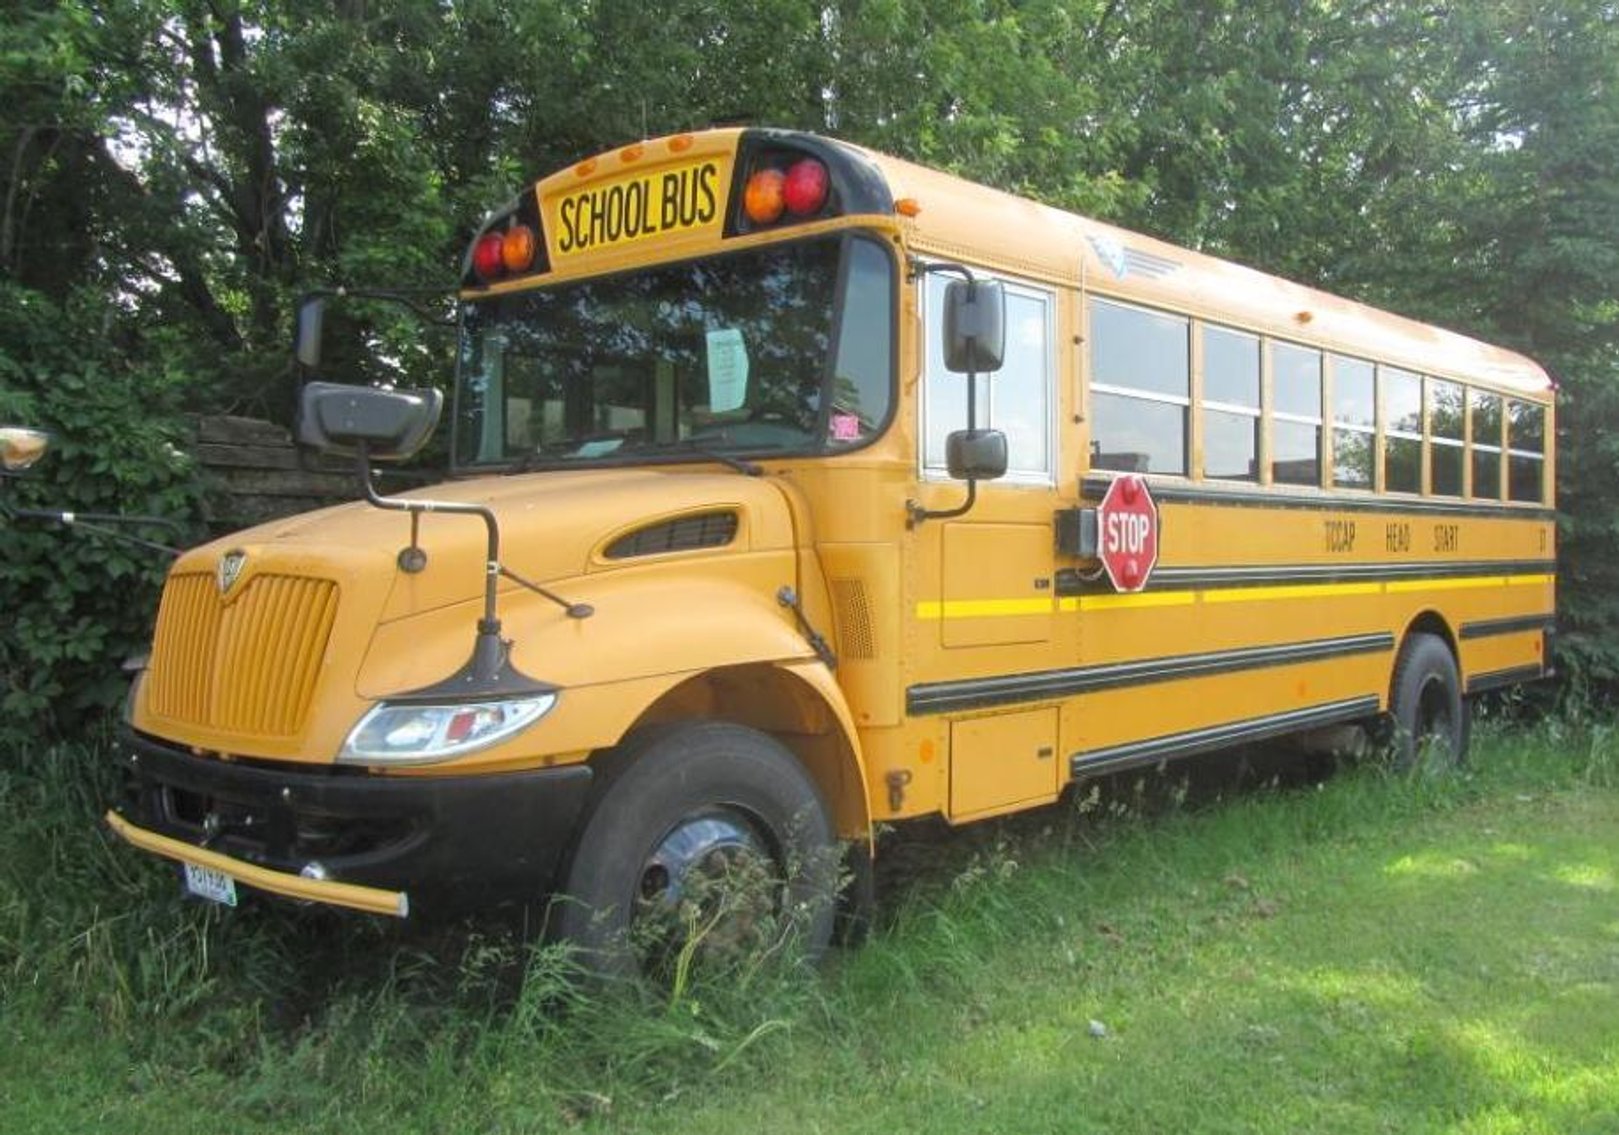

{"left": 2, "top": 0, "right": 1618, "bottom": 734}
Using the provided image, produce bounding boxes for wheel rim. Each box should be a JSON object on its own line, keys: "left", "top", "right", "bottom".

{"left": 632, "top": 808, "right": 782, "bottom": 968}
{"left": 1411, "top": 674, "right": 1456, "bottom": 770}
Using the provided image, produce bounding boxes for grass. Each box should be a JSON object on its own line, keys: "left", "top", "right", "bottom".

{"left": 2, "top": 709, "right": 1616, "bottom": 1133}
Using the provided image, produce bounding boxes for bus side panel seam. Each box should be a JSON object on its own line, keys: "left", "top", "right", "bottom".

{"left": 1068, "top": 696, "right": 1382, "bottom": 778}
{"left": 907, "top": 632, "right": 1393, "bottom": 716}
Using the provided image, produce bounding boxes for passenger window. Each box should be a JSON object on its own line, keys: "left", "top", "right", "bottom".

{"left": 1470, "top": 390, "right": 1502, "bottom": 500}
{"left": 1507, "top": 400, "right": 1545, "bottom": 503}
{"left": 1383, "top": 367, "right": 1423, "bottom": 494}
{"left": 1090, "top": 298, "right": 1188, "bottom": 475}
{"left": 1332, "top": 357, "right": 1375, "bottom": 490}
{"left": 1430, "top": 379, "right": 1464, "bottom": 497}
{"left": 1203, "top": 325, "right": 1259, "bottom": 482}
{"left": 1271, "top": 342, "right": 1322, "bottom": 486}
{"left": 922, "top": 272, "right": 1054, "bottom": 482}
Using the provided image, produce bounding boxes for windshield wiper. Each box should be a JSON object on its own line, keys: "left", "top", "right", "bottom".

{"left": 506, "top": 438, "right": 765, "bottom": 477}
{"left": 657, "top": 439, "right": 764, "bottom": 477}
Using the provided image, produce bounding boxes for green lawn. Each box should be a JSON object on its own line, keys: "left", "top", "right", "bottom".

{"left": 3, "top": 717, "right": 1616, "bottom": 1134}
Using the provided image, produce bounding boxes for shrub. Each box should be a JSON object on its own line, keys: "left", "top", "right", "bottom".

{"left": 0, "top": 284, "right": 208, "bottom": 748}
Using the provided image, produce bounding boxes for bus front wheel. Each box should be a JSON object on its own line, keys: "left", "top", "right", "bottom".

{"left": 553, "top": 722, "right": 837, "bottom": 979}
{"left": 1388, "top": 632, "right": 1469, "bottom": 773}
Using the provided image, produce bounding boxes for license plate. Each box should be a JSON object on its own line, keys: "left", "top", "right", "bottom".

{"left": 183, "top": 862, "right": 238, "bottom": 907}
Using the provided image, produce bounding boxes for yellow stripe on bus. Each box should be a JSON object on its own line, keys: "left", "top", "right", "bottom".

{"left": 914, "top": 598, "right": 1055, "bottom": 620}
{"left": 1203, "top": 581, "right": 1383, "bottom": 605}
{"left": 1071, "top": 591, "right": 1197, "bottom": 611}
{"left": 914, "top": 572, "right": 1555, "bottom": 620}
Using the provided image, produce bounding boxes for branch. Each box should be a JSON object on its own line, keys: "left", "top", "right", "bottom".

{"left": 88, "top": 138, "right": 245, "bottom": 354}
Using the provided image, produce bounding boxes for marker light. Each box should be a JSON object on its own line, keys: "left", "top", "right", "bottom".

{"left": 743, "top": 168, "right": 787, "bottom": 225}
{"left": 501, "top": 225, "right": 537, "bottom": 273}
{"left": 472, "top": 232, "right": 506, "bottom": 280}
{"left": 783, "top": 158, "right": 830, "bottom": 216}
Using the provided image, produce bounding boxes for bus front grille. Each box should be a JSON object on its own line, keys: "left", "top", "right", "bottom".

{"left": 146, "top": 572, "right": 340, "bottom": 738}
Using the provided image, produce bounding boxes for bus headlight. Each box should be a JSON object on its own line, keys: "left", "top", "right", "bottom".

{"left": 338, "top": 694, "right": 557, "bottom": 765}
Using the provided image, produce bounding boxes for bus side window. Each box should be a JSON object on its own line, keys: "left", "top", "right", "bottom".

{"left": 1507, "top": 400, "right": 1545, "bottom": 503}
{"left": 922, "top": 272, "right": 1055, "bottom": 484}
{"left": 1332, "top": 357, "right": 1376, "bottom": 489}
{"left": 1203, "top": 325, "right": 1260, "bottom": 481}
{"left": 1089, "top": 298, "right": 1189, "bottom": 476}
{"left": 1470, "top": 390, "right": 1503, "bottom": 499}
{"left": 1383, "top": 366, "right": 1423, "bottom": 494}
{"left": 1430, "top": 379, "right": 1465, "bottom": 497}
{"left": 1271, "top": 342, "right": 1323, "bottom": 486}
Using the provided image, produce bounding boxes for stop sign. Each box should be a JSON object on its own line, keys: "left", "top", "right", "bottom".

{"left": 1098, "top": 474, "right": 1159, "bottom": 592}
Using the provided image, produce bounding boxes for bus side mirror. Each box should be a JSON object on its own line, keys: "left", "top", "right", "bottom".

{"left": 946, "top": 428, "right": 1008, "bottom": 481}
{"left": 0, "top": 427, "right": 50, "bottom": 474}
{"left": 943, "top": 279, "right": 1005, "bottom": 374}
{"left": 295, "top": 297, "right": 326, "bottom": 370}
{"left": 297, "top": 382, "right": 442, "bottom": 462}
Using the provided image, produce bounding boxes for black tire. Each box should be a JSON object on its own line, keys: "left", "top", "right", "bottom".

{"left": 553, "top": 722, "right": 836, "bottom": 979}
{"left": 1388, "top": 632, "right": 1470, "bottom": 773}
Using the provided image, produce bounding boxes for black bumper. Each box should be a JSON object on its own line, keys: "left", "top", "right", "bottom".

{"left": 113, "top": 729, "right": 594, "bottom": 918}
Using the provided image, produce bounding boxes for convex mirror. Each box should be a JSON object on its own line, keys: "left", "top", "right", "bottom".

{"left": 942, "top": 279, "right": 1006, "bottom": 374}
{"left": 297, "top": 382, "right": 442, "bottom": 462}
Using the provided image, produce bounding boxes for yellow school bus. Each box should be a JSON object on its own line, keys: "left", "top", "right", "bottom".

{"left": 106, "top": 128, "right": 1555, "bottom": 969}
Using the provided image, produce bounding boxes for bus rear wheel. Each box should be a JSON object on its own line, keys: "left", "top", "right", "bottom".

{"left": 1388, "top": 632, "right": 1469, "bottom": 773}
{"left": 553, "top": 722, "right": 837, "bottom": 980}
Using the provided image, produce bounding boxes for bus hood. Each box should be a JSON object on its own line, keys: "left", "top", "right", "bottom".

{"left": 135, "top": 468, "right": 803, "bottom": 762}
{"left": 182, "top": 469, "right": 800, "bottom": 624}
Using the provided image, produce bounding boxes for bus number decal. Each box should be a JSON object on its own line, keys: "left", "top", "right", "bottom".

{"left": 556, "top": 162, "right": 720, "bottom": 255}
{"left": 1324, "top": 519, "right": 1356, "bottom": 553}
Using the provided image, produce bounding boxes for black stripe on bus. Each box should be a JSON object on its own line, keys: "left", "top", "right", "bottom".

{"left": 1079, "top": 476, "right": 1555, "bottom": 521}
{"left": 1466, "top": 664, "right": 1548, "bottom": 695}
{"left": 906, "top": 632, "right": 1393, "bottom": 716}
{"left": 1134, "top": 559, "right": 1556, "bottom": 593}
{"left": 1459, "top": 614, "right": 1556, "bottom": 640}
{"left": 1069, "top": 696, "right": 1382, "bottom": 779}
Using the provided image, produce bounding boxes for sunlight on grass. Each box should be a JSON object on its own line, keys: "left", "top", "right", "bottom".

{"left": 1550, "top": 862, "right": 1614, "bottom": 890}
{"left": 1487, "top": 841, "right": 1535, "bottom": 861}
{"left": 1384, "top": 851, "right": 1482, "bottom": 879}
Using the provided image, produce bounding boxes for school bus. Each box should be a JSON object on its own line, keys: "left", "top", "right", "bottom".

{"left": 106, "top": 128, "right": 1555, "bottom": 970}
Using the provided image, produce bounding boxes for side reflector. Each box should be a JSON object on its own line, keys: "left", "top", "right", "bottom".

{"left": 744, "top": 169, "right": 787, "bottom": 225}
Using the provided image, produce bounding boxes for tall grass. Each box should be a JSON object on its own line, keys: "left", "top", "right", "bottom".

{"left": 2, "top": 708, "right": 1614, "bottom": 1132}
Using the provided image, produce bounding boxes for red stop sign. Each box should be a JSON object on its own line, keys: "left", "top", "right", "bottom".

{"left": 1098, "top": 475, "right": 1159, "bottom": 592}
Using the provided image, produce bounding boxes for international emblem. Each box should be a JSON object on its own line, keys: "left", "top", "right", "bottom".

{"left": 217, "top": 549, "right": 247, "bottom": 594}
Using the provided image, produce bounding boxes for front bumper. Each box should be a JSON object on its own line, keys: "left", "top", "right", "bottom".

{"left": 108, "top": 730, "right": 594, "bottom": 918}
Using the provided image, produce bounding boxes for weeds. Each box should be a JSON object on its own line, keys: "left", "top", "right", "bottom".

{"left": 2, "top": 711, "right": 1616, "bottom": 1133}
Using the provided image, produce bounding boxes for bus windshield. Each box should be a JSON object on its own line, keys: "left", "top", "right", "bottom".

{"left": 455, "top": 234, "right": 893, "bottom": 469}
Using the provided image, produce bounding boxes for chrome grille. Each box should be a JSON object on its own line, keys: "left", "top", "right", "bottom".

{"left": 147, "top": 572, "right": 339, "bottom": 738}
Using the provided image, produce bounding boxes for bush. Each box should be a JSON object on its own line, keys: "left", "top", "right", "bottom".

{"left": 0, "top": 284, "right": 208, "bottom": 748}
